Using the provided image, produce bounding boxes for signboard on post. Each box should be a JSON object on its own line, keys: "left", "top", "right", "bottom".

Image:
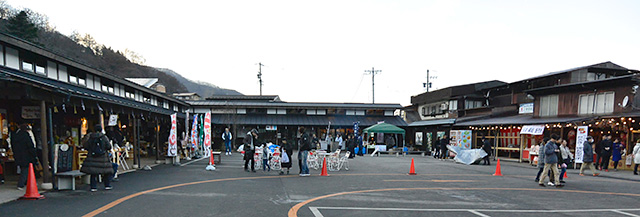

{"left": 520, "top": 125, "right": 545, "bottom": 135}
{"left": 450, "top": 130, "right": 472, "bottom": 149}
{"left": 203, "top": 112, "right": 211, "bottom": 157}
{"left": 21, "top": 106, "right": 40, "bottom": 119}
{"left": 575, "top": 126, "right": 588, "bottom": 164}
{"left": 168, "top": 113, "right": 178, "bottom": 157}
{"left": 519, "top": 103, "right": 534, "bottom": 114}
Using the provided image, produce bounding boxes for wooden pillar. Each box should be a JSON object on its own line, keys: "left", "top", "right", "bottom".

{"left": 40, "top": 100, "right": 52, "bottom": 189}
{"left": 133, "top": 117, "right": 139, "bottom": 169}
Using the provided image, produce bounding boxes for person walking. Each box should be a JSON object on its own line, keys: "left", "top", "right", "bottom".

{"left": 346, "top": 134, "right": 356, "bottom": 158}
{"left": 325, "top": 133, "right": 333, "bottom": 152}
{"left": 600, "top": 135, "right": 613, "bottom": 172}
{"left": 299, "top": 127, "right": 311, "bottom": 176}
{"left": 279, "top": 139, "right": 292, "bottom": 175}
{"left": 222, "top": 127, "right": 233, "bottom": 156}
{"left": 335, "top": 134, "right": 344, "bottom": 151}
{"left": 243, "top": 129, "right": 258, "bottom": 173}
{"left": 440, "top": 135, "right": 449, "bottom": 160}
{"left": 580, "top": 136, "right": 600, "bottom": 176}
{"left": 535, "top": 138, "right": 549, "bottom": 183}
{"left": 633, "top": 139, "right": 640, "bottom": 175}
{"left": 539, "top": 134, "right": 564, "bottom": 188}
{"left": 433, "top": 137, "right": 441, "bottom": 158}
{"left": 261, "top": 144, "right": 271, "bottom": 172}
{"left": 611, "top": 138, "right": 625, "bottom": 171}
{"left": 481, "top": 137, "right": 492, "bottom": 165}
{"left": 356, "top": 135, "right": 364, "bottom": 156}
{"left": 558, "top": 139, "right": 573, "bottom": 183}
{"left": 81, "top": 125, "right": 114, "bottom": 192}
{"left": 11, "top": 124, "right": 37, "bottom": 190}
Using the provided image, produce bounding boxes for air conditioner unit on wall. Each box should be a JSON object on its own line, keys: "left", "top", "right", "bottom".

{"left": 440, "top": 103, "right": 448, "bottom": 110}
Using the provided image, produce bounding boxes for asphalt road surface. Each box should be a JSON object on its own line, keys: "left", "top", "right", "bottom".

{"left": 1, "top": 153, "right": 639, "bottom": 217}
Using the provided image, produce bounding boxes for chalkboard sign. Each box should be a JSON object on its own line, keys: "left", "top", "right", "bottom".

{"left": 56, "top": 144, "right": 73, "bottom": 173}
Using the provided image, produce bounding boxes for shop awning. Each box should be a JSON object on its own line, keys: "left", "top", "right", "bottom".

{"left": 210, "top": 114, "right": 407, "bottom": 127}
{"left": 0, "top": 67, "right": 184, "bottom": 117}
{"left": 408, "top": 118, "right": 455, "bottom": 127}
{"left": 454, "top": 115, "right": 594, "bottom": 126}
{"left": 363, "top": 122, "right": 406, "bottom": 134}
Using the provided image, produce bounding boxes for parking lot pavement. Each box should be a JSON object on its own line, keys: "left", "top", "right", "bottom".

{"left": 0, "top": 153, "right": 639, "bottom": 217}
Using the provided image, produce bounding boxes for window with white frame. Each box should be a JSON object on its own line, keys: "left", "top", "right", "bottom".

{"left": 578, "top": 92, "right": 614, "bottom": 115}
{"left": 277, "top": 109, "right": 286, "bottom": 114}
{"left": 539, "top": 95, "right": 559, "bottom": 116}
{"left": 46, "top": 61, "right": 57, "bottom": 80}
{"left": 5, "top": 47, "right": 19, "bottom": 69}
{"left": 268, "top": 109, "right": 277, "bottom": 114}
{"left": 22, "top": 61, "right": 34, "bottom": 72}
{"left": 35, "top": 65, "right": 45, "bottom": 75}
{"left": 464, "top": 100, "right": 483, "bottom": 109}
{"left": 448, "top": 100, "right": 457, "bottom": 111}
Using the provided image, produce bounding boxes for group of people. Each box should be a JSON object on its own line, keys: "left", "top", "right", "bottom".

{"left": 241, "top": 129, "right": 294, "bottom": 175}
{"left": 431, "top": 135, "right": 450, "bottom": 160}
{"left": 535, "top": 133, "right": 640, "bottom": 188}
{"left": 534, "top": 134, "right": 571, "bottom": 187}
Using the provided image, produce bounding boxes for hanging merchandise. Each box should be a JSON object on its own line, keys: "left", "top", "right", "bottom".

{"left": 167, "top": 113, "right": 178, "bottom": 157}
{"left": 203, "top": 112, "right": 211, "bottom": 157}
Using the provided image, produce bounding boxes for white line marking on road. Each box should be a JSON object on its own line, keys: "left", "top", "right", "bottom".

{"left": 180, "top": 157, "right": 207, "bottom": 167}
{"left": 468, "top": 210, "right": 491, "bottom": 217}
{"left": 309, "top": 207, "right": 325, "bottom": 217}
{"left": 310, "top": 206, "right": 640, "bottom": 214}
{"left": 613, "top": 210, "right": 640, "bottom": 217}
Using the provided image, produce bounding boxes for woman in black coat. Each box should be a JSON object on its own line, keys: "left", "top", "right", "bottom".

{"left": 279, "top": 139, "right": 293, "bottom": 175}
{"left": 80, "top": 125, "right": 113, "bottom": 191}
{"left": 12, "top": 124, "right": 37, "bottom": 189}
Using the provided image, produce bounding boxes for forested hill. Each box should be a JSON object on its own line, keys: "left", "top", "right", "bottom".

{"left": 0, "top": 6, "right": 242, "bottom": 97}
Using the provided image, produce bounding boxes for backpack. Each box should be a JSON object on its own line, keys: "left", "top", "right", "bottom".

{"left": 90, "top": 135, "right": 106, "bottom": 157}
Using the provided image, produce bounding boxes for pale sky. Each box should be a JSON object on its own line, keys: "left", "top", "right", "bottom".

{"left": 6, "top": 0, "right": 640, "bottom": 106}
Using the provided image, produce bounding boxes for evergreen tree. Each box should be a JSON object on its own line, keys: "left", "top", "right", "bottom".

{"left": 6, "top": 10, "right": 38, "bottom": 42}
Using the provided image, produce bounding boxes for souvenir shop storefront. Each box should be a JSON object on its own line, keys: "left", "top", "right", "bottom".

{"left": 0, "top": 65, "right": 186, "bottom": 189}
{"left": 454, "top": 115, "right": 593, "bottom": 163}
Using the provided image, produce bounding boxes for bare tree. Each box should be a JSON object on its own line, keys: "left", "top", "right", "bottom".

{"left": 24, "top": 8, "right": 55, "bottom": 32}
{"left": 124, "top": 48, "right": 146, "bottom": 65}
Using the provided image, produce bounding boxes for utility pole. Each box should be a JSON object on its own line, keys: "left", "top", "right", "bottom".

{"left": 423, "top": 69, "right": 437, "bottom": 92}
{"left": 365, "top": 67, "right": 381, "bottom": 104}
{"left": 257, "top": 62, "right": 264, "bottom": 96}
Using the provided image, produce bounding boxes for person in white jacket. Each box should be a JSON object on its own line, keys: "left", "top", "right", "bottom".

{"left": 633, "top": 139, "right": 640, "bottom": 175}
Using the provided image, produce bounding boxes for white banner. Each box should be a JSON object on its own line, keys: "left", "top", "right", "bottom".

{"left": 520, "top": 125, "right": 545, "bottom": 135}
{"left": 167, "top": 113, "right": 178, "bottom": 157}
{"left": 575, "top": 126, "right": 588, "bottom": 163}
{"left": 203, "top": 112, "right": 212, "bottom": 157}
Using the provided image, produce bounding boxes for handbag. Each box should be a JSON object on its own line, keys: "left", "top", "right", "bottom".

{"left": 282, "top": 151, "right": 290, "bottom": 163}
{"left": 626, "top": 155, "right": 633, "bottom": 166}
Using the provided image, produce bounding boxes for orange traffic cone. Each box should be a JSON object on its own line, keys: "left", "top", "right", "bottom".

{"left": 206, "top": 150, "right": 216, "bottom": 171}
{"left": 563, "top": 171, "right": 568, "bottom": 178}
{"left": 19, "top": 163, "right": 44, "bottom": 200}
{"left": 408, "top": 158, "right": 417, "bottom": 175}
{"left": 320, "top": 157, "right": 329, "bottom": 176}
{"left": 493, "top": 159, "right": 502, "bottom": 176}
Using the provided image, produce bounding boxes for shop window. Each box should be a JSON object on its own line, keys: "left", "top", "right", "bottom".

{"left": 539, "top": 95, "right": 558, "bottom": 117}
{"left": 5, "top": 47, "right": 19, "bottom": 69}
{"left": 69, "top": 75, "right": 78, "bottom": 84}
{"left": 47, "top": 61, "right": 58, "bottom": 80}
{"left": 35, "top": 65, "right": 45, "bottom": 75}
{"left": 58, "top": 65, "right": 68, "bottom": 82}
{"left": 449, "top": 100, "right": 457, "bottom": 111}
{"left": 0, "top": 45, "right": 4, "bottom": 67}
{"left": 578, "top": 92, "right": 614, "bottom": 115}
{"left": 22, "top": 61, "right": 34, "bottom": 72}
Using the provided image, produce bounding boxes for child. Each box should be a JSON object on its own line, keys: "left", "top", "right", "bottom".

{"left": 262, "top": 145, "right": 271, "bottom": 172}
{"left": 280, "top": 139, "right": 292, "bottom": 175}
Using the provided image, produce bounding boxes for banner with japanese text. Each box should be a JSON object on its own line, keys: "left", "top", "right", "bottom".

{"left": 203, "top": 112, "right": 212, "bottom": 157}
{"left": 575, "top": 126, "right": 588, "bottom": 163}
{"left": 167, "top": 113, "right": 178, "bottom": 157}
{"left": 191, "top": 114, "right": 198, "bottom": 149}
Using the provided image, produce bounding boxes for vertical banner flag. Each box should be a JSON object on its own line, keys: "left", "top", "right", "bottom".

{"left": 353, "top": 122, "right": 360, "bottom": 135}
{"left": 191, "top": 114, "right": 198, "bottom": 149}
{"left": 168, "top": 113, "right": 178, "bottom": 157}
{"left": 203, "top": 112, "right": 212, "bottom": 157}
{"left": 575, "top": 126, "right": 588, "bottom": 163}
